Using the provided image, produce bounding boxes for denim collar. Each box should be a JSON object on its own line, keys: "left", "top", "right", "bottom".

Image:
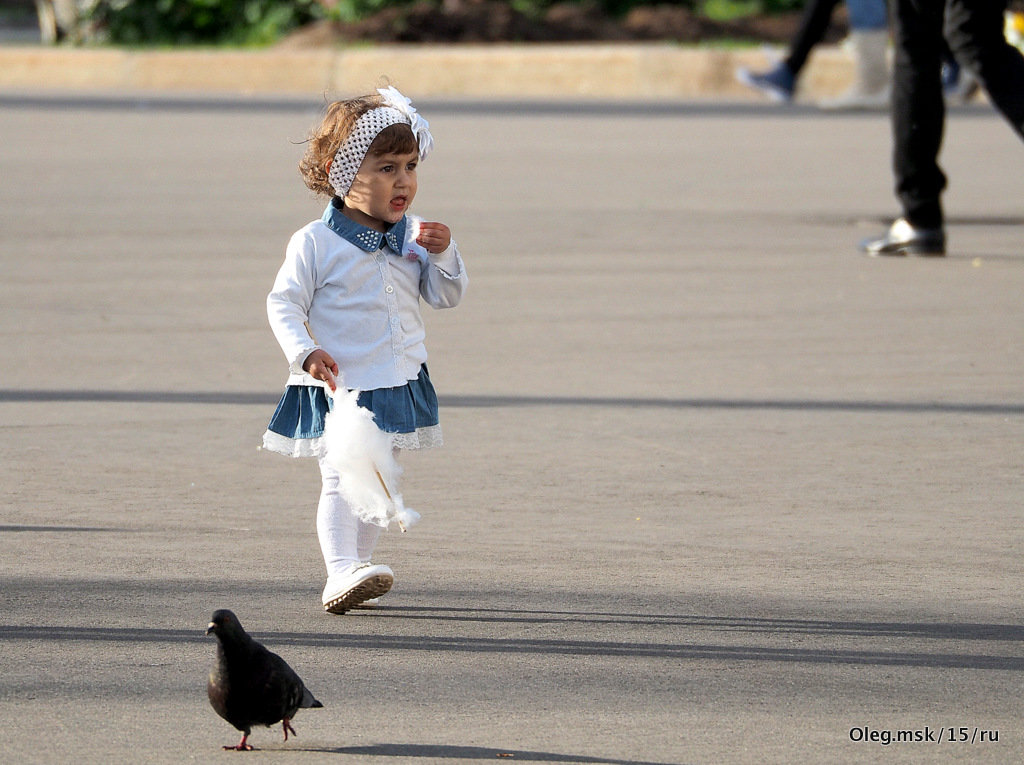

{"left": 322, "top": 198, "right": 406, "bottom": 254}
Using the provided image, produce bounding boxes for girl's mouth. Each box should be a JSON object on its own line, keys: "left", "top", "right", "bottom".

{"left": 390, "top": 196, "right": 407, "bottom": 211}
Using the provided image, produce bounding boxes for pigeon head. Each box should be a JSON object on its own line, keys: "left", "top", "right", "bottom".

{"left": 206, "top": 609, "right": 250, "bottom": 644}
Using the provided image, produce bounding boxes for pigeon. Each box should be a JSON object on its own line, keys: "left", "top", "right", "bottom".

{"left": 206, "top": 609, "right": 323, "bottom": 751}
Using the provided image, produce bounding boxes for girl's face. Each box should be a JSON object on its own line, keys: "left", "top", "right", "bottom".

{"left": 342, "top": 149, "right": 419, "bottom": 232}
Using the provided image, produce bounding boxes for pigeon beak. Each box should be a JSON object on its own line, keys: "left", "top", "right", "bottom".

{"left": 206, "top": 622, "right": 216, "bottom": 635}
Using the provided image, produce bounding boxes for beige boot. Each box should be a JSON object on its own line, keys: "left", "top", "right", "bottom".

{"left": 820, "top": 29, "right": 890, "bottom": 111}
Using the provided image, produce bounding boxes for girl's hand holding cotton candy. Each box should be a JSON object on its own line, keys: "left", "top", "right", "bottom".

{"left": 302, "top": 349, "right": 339, "bottom": 391}
{"left": 416, "top": 221, "right": 451, "bottom": 254}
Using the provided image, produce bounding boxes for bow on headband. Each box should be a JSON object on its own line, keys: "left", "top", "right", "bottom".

{"left": 377, "top": 86, "right": 434, "bottom": 161}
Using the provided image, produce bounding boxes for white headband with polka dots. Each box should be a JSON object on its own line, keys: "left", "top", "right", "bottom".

{"left": 328, "top": 86, "right": 434, "bottom": 198}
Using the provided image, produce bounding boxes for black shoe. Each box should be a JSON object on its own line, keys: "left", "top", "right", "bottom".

{"left": 735, "top": 63, "right": 796, "bottom": 103}
{"left": 942, "top": 59, "right": 980, "bottom": 104}
{"left": 860, "top": 218, "right": 946, "bottom": 257}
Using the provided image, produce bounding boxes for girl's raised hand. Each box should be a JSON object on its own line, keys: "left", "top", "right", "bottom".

{"left": 303, "top": 349, "right": 339, "bottom": 391}
{"left": 416, "top": 221, "right": 452, "bottom": 254}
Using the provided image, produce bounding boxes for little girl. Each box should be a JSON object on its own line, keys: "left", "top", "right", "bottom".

{"left": 262, "top": 86, "right": 467, "bottom": 614}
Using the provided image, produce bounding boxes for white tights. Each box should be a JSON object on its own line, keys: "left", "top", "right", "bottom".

{"left": 316, "top": 458, "right": 384, "bottom": 577}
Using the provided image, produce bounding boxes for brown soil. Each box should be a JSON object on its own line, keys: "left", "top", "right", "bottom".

{"left": 278, "top": 1, "right": 848, "bottom": 48}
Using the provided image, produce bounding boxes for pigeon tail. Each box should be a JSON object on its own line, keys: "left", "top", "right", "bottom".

{"left": 300, "top": 686, "right": 323, "bottom": 709}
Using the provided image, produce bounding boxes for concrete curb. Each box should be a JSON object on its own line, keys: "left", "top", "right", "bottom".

{"left": 0, "top": 44, "right": 855, "bottom": 99}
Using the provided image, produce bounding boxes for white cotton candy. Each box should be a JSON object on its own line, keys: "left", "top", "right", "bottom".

{"left": 389, "top": 494, "right": 422, "bottom": 532}
{"left": 322, "top": 387, "right": 419, "bottom": 531}
{"left": 402, "top": 216, "right": 429, "bottom": 265}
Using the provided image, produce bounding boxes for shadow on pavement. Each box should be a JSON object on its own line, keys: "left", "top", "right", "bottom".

{"left": 1, "top": 389, "right": 1022, "bottom": 416}
{"left": 2, "top": 611, "right": 1021, "bottom": 671}
{"left": 294, "top": 743, "right": 680, "bottom": 764}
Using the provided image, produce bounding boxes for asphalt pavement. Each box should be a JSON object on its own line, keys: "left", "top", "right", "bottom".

{"left": 1, "top": 94, "right": 1022, "bottom": 764}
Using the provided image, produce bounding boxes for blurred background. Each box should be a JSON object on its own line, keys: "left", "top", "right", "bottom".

{"left": 4, "top": 1, "right": 827, "bottom": 46}
{"left": 3, "top": 1, "right": 1022, "bottom": 103}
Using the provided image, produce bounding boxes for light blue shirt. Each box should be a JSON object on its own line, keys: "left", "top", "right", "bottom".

{"left": 268, "top": 202, "right": 467, "bottom": 391}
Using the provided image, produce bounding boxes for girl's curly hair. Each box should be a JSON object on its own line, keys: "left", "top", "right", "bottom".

{"left": 299, "top": 94, "right": 418, "bottom": 198}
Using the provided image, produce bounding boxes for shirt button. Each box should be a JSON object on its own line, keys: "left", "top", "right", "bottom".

{"left": 385, "top": 285, "right": 394, "bottom": 293}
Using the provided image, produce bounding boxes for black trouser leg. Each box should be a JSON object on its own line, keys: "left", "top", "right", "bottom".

{"left": 891, "top": 0, "right": 947, "bottom": 228}
{"left": 945, "top": 0, "right": 1024, "bottom": 139}
{"left": 784, "top": 0, "right": 843, "bottom": 76}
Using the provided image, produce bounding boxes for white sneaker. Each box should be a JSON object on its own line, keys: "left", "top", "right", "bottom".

{"left": 818, "top": 85, "right": 889, "bottom": 111}
{"left": 322, "top": 563, "right": 393, "bottom": 614}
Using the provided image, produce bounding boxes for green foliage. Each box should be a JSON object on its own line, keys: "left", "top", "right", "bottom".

{"left": 701, "top": 0, "right": 761, "bottom": 22}
{"left": 84, "top": 0, "right": 324, "bottom": 45}
{"left": 323, "top": 0, "right": 414, "bottom": 25}
{"left": 82, "top": 0, "right": 808, "bottom": 45}
{"left": 759, "top": 0, "right": 806, "bottom": 12}
{"left": 699, "top": 0, "right": 807, "bottom": 20}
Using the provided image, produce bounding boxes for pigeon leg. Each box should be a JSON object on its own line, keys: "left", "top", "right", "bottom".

{"left": 223, "top": 732, "right": 254, "bottom": 751}
{"left": 282, "top": 718, "right": 297, "bottom": 741}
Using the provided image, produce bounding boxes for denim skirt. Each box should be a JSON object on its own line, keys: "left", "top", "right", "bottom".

{"left": 262, "top": 364, "right": 442, "bottom": 457}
